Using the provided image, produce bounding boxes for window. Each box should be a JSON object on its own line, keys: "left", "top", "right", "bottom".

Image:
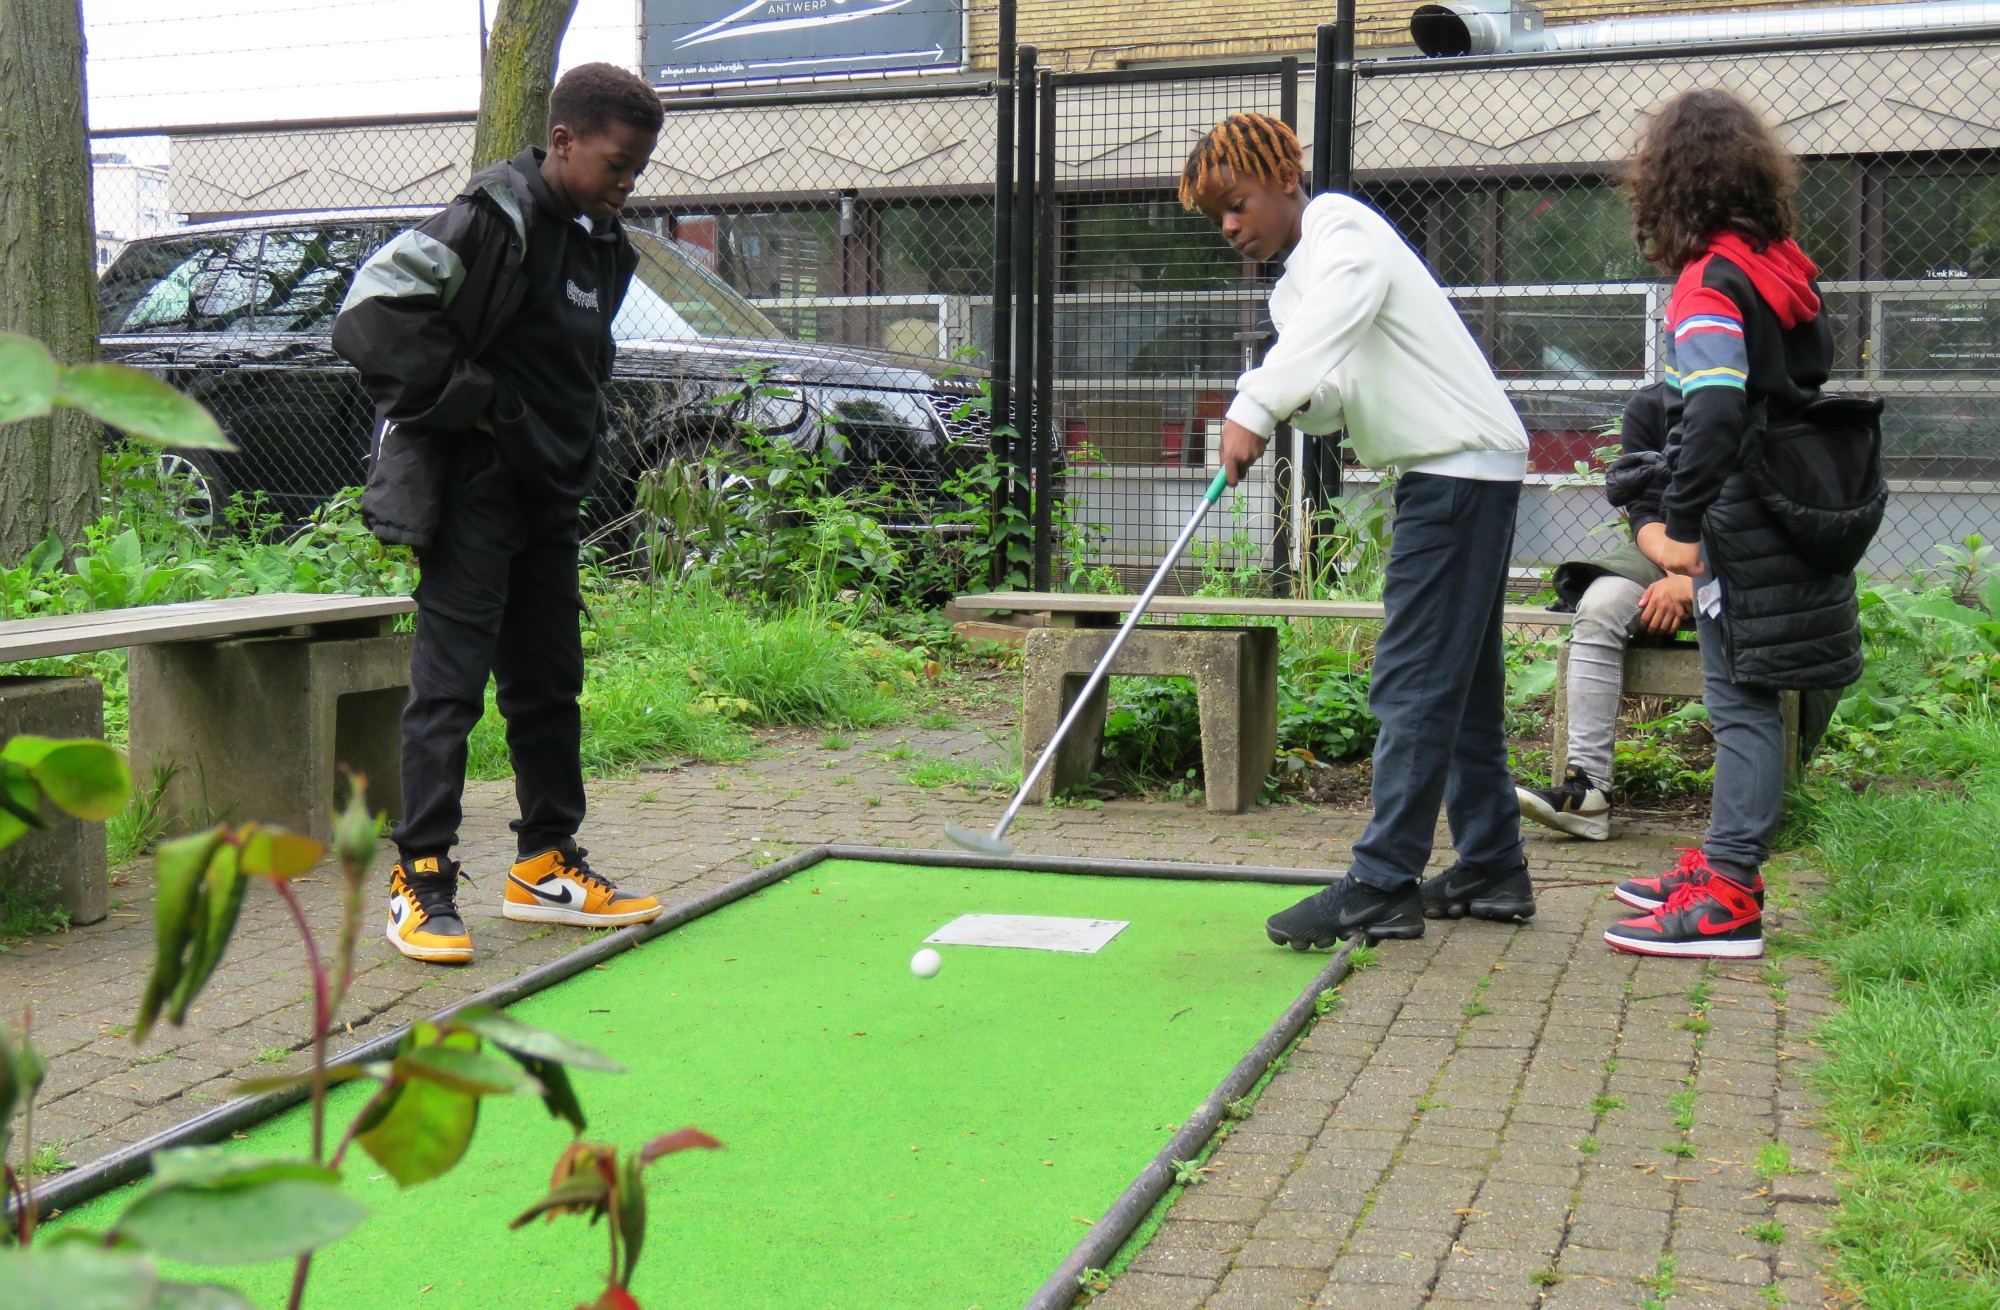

{"left": 1881, "top": 170, "right": 2000, "bottom": 279}
{"left": 1499, "top": 186, "right": 1650, "bottom": 284}
{"left": 99, "top": 233, "right": 260, "bottom": 335}
{"left": 255, "top": 227, "right": 379, "bottom": 332}
{"left": 879, "top": 201, "right": 991, "bottom": 297}
{"left": 615, "top": 231, "right": 784, "bottom": 342}
{"left": 697, "top": 209, "right": 841, "bottom": 298}
{"left": 1064, "top": 199, "right": 1243, "bottom": 293}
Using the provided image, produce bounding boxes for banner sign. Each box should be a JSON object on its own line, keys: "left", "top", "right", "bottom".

{"left": 643, "top": 0, "right": 967, "bottom": 87}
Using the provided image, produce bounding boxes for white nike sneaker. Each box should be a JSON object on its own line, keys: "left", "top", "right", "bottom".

{"left": 1516, "top": 768, "right": 1612, "bottom": 841}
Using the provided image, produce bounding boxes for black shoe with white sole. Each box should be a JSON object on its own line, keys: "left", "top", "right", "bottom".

{"left": 1420, "top": 859, "right": 1537, "bottom": 922}
{"left": 1516, "top": 767, "right": 1611, "bottom": 841}
{"left": 1265, "top": 876, "right": 1425, "bottom": 950}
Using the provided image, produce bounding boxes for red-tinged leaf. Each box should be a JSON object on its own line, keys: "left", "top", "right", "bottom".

{"left": 507, "top": 1175, "right": 609, "bottom": 1229}
{"left": 639, "top": 1128, "right": 721, "bottom": 1164}
{"left": 615, "top": 1152, "right": 647, "bottom": 1285}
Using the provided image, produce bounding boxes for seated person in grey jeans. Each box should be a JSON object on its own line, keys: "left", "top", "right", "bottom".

{"left": 1515, "top": 382, "right": 1690, "bottom": 841}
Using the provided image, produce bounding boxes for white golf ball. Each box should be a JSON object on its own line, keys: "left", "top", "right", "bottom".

{"left": 910, "top": 948, "right": 942, "bottom": 979}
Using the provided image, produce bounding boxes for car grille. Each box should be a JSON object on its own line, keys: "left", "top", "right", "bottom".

{"left": 924, "top": 390, "right": 989, "bottom": 450}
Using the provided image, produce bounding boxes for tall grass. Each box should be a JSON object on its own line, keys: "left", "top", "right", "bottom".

{"left": 466, "top": 583, "right": 918, "bottom": 779}
{"left": 1792, "top": 711, "right": 2000, "bottom": 1306}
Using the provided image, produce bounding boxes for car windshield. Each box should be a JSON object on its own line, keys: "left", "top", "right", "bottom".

{"left": 99, "top": 225, "right": 377, "bottom": 336}
{"left": 614, "top": 230, "right": 783, "bottom": 343}
{"left": 99, "top": 221, "right": 783, "bottom": 344}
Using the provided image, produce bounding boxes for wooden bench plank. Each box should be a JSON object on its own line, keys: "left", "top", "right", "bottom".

{"left": 0, "top": 594, "right": 416, "bottom": 664}
{"left": 955, "top": 590, "right": 1574, "bottom": 628}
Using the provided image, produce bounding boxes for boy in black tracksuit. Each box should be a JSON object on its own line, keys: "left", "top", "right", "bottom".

{"left": 333, "top": 64, "right": 667, "bottom": 965}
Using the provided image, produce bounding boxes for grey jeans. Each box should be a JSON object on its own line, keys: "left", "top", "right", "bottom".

{"left": 1563, "top": 575, "right": 1646, "bottom": 787}
{"left": 1697, "top": 596, "right": 1786, "bottom": 874}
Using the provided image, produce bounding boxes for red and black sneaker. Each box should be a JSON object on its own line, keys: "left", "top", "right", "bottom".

{"left": 1615, "top": 847, "right": 1748, "bottom": 911}
{"left": 1604, "top": 875, "right": 1765, "bottom": 959}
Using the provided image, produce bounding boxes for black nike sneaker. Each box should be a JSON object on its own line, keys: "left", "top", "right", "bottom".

{"left": 1264, "top": 876, "right": 1425, "bottom": 950}
{"left": 1419, "top": 859, "right": 1537, "bottom": 922}
{"left": 1516, "top": 767, "right": 1611, "bottom": 841}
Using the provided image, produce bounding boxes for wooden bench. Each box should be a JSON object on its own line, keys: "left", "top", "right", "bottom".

{"left": 955, "top": 591, "right": 1796, "bottom": 815}
{"left": 0, "top": 593, "right": 416, "bottom": 922}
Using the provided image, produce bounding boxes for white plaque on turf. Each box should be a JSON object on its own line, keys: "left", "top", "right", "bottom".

{"left": 924, "top": 914, "right": 1129, "bottom": 954}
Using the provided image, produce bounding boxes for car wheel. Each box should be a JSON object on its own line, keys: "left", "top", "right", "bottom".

{"left": 155, "top": 451, "right": 223, "bottom": 530}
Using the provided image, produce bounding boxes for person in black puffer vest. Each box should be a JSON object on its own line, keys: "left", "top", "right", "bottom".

{"left": 1602, "top": 89, "right": 1871, "bottom": 962}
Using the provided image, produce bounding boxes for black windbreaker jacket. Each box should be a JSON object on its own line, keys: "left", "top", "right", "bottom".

{"left": 331, "top": 150, "right": 638, "bottom": 549}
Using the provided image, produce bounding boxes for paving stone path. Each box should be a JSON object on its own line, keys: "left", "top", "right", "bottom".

{"left": 4, "top": 700, "right": 1842, "bottom": 1307}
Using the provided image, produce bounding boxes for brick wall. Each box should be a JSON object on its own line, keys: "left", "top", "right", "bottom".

{"left": 965, "top": 0, "right": 1880, "bottom": 69}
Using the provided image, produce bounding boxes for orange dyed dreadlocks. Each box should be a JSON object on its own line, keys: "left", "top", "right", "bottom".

{"left": 1179, "top": 113, "right": 1304, "bottom": 211}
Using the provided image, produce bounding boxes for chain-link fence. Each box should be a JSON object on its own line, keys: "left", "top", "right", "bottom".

{"left": 87, "top": 79, "right": 1000, "bottom": 559}
{"left": 1354, "top": 27, "right": 2000, "bottom": 581}
{"left": 77, "top": 13, "right": 2000, "bottom": 585}
{"left": 1042, "top": 61, "right": 1302, "bottom": 591}
{"left": 1023, "top": 22, "right": 2000, "bottom": 588}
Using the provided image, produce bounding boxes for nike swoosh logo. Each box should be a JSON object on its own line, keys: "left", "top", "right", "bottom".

{"left": 1696, "top": 911, "right": 1753, "bottom": 935}
{"left": 389, "top": 900, "right": 408, "bottom": 926}
{"left": 511, "top": 875, "right": 575, "bottom": 906}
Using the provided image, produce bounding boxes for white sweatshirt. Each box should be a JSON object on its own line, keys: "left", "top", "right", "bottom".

{"left": 1226, "top": 193, "right": 1528, "bottom": 479}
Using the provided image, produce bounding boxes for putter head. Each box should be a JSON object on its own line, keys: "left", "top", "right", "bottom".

{"left": 944, "top": 822, "right": 1013, "bottom": 856}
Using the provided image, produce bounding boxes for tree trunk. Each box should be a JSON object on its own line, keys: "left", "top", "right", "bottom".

{"left": 471, "top": 0, "right": 580, "bottom": 171}
{"left": 0, "top": 0, "right": 100, "bottom": 566}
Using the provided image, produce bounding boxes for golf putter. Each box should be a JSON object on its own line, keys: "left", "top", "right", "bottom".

{"left": 947, "top": 469, "right": 1231, "bottom": 855}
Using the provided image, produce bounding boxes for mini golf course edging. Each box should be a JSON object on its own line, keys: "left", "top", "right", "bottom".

{"left": 26, "top": 846, "right": 1353, "bottom": 1308}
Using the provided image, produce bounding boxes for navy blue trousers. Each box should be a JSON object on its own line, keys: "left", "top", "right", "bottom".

{"left": 1348, "top": 472, "right": 1525, "bottom": 890}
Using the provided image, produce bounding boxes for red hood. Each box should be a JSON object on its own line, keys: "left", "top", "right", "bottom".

{"left": 1706, "top": 233, "right": 1821, "bottom": 328}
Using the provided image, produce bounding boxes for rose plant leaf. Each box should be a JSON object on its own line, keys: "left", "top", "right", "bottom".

{"left": 357, "top": 1052, "right": 482, "bottom": 1186}
{"left": 448, "top": 1004, "right": 625, "bottom": 1074}
{"left": 31, "top": 740, "right": 133, "bottom": 821}
{"left": 115, "top": 1174, "right": 367, "bottom": 1265}
{"left": 393, "top": 1043, "right": 544, "bottom": 1098}
{"left": 54, "top": 363, "right": 233, "bottom": 450}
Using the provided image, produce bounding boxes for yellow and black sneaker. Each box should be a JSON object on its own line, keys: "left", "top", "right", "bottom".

{"left": 503, "top": 845, "right": 663, "bottom": 928}
{"left": 386, "top": 856, "right": 473, "bottom": 964}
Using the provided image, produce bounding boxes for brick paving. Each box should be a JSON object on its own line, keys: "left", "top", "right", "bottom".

{"left": 3, "top": 700, "right": 1841, "bottom": 1307}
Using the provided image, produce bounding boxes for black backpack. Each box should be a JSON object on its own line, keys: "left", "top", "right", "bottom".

{"left": 1743, "top": 393, "right": 1888, "bottom": 576}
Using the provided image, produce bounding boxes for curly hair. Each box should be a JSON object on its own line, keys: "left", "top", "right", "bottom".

{"left": 1179, "top": 113, "right": 1304, "bottom": 211}
{"left": 550, "top": 62, "right": 665, "bottom": 138}
{"left": 1624, "top": 88, "right": 1798, "bottom": 272}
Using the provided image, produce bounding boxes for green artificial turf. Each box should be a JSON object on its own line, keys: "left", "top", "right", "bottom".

{"left": 52, "top": 859, "right": 1326, "bottom": 1309}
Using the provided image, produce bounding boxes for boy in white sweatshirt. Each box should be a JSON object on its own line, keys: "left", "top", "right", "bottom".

{"left": 1183, "top": 113, "right": 1536, "bottom": 947}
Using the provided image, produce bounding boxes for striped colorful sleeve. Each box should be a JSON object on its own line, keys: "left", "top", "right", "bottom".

{"left": 1667, "top": 285, "right": 1747, "bottom": 394}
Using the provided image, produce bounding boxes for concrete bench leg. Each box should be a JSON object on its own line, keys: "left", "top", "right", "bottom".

{"left": 1551, "top": 642, "right": 1801, "bottom": 791}
{"left": 1021, "top": 625, "right": 1279, "bottom": 814}
{"left": 0, "top": 676, "right": 109, "bottom": 926}
{"left": 130, "top": 633, "right": 414, "bottom": 844}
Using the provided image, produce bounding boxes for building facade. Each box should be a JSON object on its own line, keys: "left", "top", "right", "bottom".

{"left": 150, "top": 0, "right": 2000, "bottom": 573}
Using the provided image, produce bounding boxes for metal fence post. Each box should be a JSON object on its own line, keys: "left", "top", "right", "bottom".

{"left": 1270, "top": 56, "right": 1300, "bottom": 596}
{"left": 1034, "top": 68, "right": 1058, "bottom": 592}
{"left": 1010, "top": 46, "right": 1040, "bottom": 582}
{"left": 1302, "top": 7, "right": 1355, "bottom": 590}
{"left": 988, "top": 0, "right": 1016, "bottom": 587}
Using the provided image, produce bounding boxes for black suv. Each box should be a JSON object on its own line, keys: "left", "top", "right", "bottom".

{"left": 96, "top": 210, "right": 988, "bottom": 541}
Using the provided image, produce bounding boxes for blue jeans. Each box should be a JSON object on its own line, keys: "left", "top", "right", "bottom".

{"left": 1349, "top": 473, "right": 1525, "bottom": 891}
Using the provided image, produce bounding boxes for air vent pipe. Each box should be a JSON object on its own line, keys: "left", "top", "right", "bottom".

{"left": 1412, "top": 0, "right": 2000, "bottom": 57}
